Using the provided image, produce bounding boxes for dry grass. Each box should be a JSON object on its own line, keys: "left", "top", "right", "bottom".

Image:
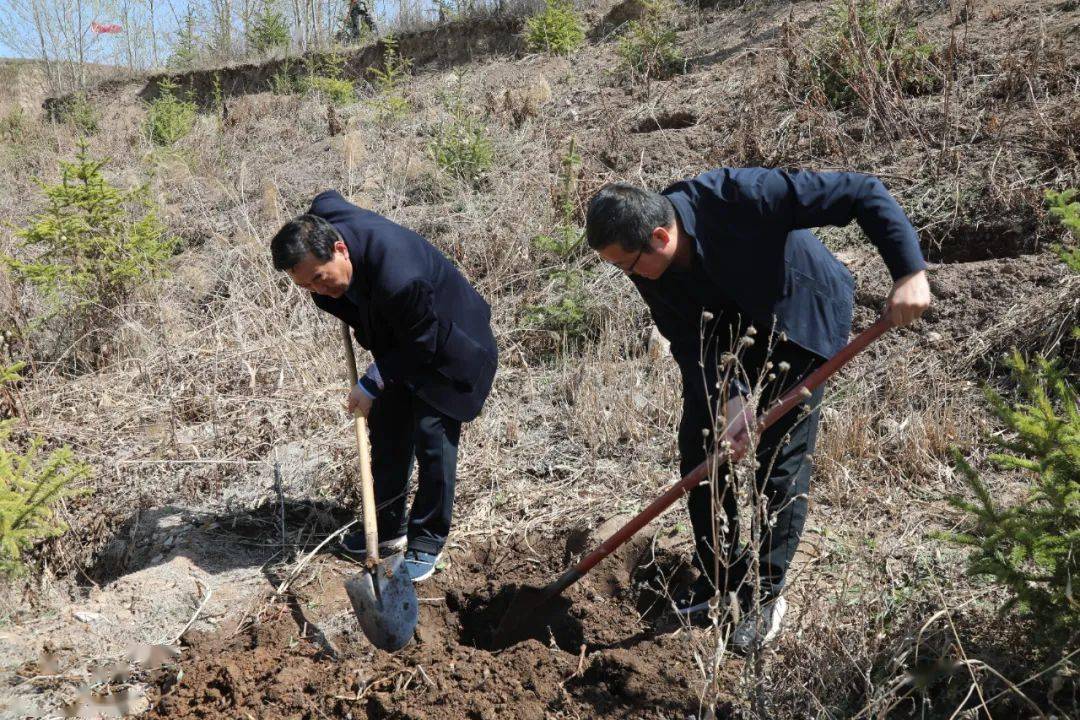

{"left": 815, "top": 342, "right": 986, "bottom": 508}
{"left": 1, "top": 0, "right": 1078, "bottom": 715}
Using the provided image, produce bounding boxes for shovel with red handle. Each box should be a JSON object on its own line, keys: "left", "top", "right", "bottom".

{"left": 495, "top": 316, "right": 893, "bottom": 643}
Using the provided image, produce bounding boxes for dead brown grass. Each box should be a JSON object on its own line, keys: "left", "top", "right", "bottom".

{"left": 1, "top": 0, "right": 1078, "bottom": 715}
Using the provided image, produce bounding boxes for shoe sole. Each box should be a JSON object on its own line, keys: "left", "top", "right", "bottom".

{"left": 407, "top": 552, "right": 442, "bottom": 582}
{"left": 338, "top": 534, "right": 407, "bottom": 556}
{"left": 732, "top": 630, "right": 781, "bottom": 651}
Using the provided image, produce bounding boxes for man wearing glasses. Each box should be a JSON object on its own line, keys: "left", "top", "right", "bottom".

{"left": 585, "top": 168, "right": 930, "bottom": 648}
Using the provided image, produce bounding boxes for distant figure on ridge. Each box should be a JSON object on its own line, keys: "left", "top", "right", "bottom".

{"left": 339, "top": 0, "right": 377, "bottom": 43}
{"left": 270, "top": 190, "right": 497, "bottom": 582}
{"left": 584, "top": 168, "right": 932, "bottom": 649}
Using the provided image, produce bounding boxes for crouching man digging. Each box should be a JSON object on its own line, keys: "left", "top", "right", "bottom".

{"left": 271, "top": 190, "right": 498, "bottom": 582}
{"left": 585, "top": 168, "right": 931, "bottom": 648}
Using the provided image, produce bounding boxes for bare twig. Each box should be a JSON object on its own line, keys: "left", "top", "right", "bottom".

{"left": 161, "top": 577, "right": 213, "bottom": 645}
{"left": 275, "top": 520, "right": 357, "bottom": 595}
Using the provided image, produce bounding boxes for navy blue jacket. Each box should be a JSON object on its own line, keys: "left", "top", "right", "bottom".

{"left": 635, "top": 167, "right": 925, "bottom": 373}
{"left": 307, "top": 191, "right": 497, "bottom": 422}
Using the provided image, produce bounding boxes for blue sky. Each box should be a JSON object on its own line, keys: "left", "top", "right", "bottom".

{"left": 0, "top": 1, "right": 412, "bottom": 63}
{"left": 0, "top": 0, "right": 189, "bottom": 63}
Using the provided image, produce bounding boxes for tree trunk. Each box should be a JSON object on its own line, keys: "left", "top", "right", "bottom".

{"left": 149, "top": 0, "right": 158, "bottom": 67}
{"left": 75, "top": 0, "right": 86, "bottom": 87}
{"left": 29, "top": 0, "right": 60, "bottom": 93}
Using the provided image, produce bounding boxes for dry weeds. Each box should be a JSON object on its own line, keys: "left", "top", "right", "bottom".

{"left": 1, "top": 0, "right": 1078, "bottom": 716}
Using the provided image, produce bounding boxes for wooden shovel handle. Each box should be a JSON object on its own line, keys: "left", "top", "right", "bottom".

{"left": 341, "top": 322, "right": 381, "bottom": 565}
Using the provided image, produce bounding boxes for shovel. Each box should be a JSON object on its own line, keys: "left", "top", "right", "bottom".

{"left": 495, "top": 316, "right": 894, "bottom": 644}
{"left": 339, "top": 321, "right": 418, "bottom": 652}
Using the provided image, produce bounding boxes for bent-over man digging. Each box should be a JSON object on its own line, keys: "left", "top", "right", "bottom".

{"left": 271, "top": 190, "right": 498, "bottom": 582}
{"left": 585, "top": 168, "right": 931, "bottom": 648}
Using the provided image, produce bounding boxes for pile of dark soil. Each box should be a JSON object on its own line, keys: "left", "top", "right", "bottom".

{"left": 148, "top": 530, "right": 733, "bottom": 719}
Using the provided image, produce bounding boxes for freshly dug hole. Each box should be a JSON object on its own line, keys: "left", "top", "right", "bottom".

{"left": 452, "top": 584, "right": 583, "bottom": 650}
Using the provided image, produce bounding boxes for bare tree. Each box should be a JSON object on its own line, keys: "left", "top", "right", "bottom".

{"left": 198, "top": 0, "right": 232, "bottom": 59}
{"left": 148, "top": 0, "right": 159, "bottom": 66}
{"left": 0, "top": 0, "right": 94, "bottom": 91}
{"left": 0, "top": 0, "right": 173, "bottom": 90}
{"left": 0, "top": 0, "right": 358, "bottom": 92}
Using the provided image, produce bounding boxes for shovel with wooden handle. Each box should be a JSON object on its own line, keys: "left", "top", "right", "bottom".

{"left": 339, "top": 321, "right": 418, "bottom": 652}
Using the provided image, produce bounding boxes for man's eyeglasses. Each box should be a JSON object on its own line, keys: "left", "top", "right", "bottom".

{"left": 615, "top": 247, "right": 645, "bottom": 275}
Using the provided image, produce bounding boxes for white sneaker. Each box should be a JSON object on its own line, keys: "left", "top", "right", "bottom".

{"left": 732, "top": 596, "right": 787, "bottom": 649}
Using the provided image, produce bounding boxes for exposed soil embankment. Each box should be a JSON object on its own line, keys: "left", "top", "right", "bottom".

{"left": 45, "top": 16, "right": 525, "bottom": 116}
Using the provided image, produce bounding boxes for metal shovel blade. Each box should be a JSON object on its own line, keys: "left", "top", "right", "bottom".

{"left": 344, "top": 553, "right": 418, "bottom": 652}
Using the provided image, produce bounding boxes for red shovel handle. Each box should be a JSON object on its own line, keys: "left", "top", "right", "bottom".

{"left": 542, "top": 316, "right": 893, "bottom": 599}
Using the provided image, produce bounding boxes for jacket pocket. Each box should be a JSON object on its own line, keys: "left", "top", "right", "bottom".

{"left": 434, "top": 321, "right": 491, "bottom": 392}
{"left": 788, "top": 267, "right": 832, "bottom": 300}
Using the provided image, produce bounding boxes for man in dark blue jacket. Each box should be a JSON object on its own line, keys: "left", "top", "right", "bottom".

{"left": 271, "top": 190, "right": 498, "bottom": 582}
{"left": 585, "top": 168, "right": 930, "bottom": 648}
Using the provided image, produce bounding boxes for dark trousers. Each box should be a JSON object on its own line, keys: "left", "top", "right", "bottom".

{"left": 368, "top": 382, "right": 461, "bottom": 555}
{"left": 679, "top": 342, "right": 823, "bottom": 603}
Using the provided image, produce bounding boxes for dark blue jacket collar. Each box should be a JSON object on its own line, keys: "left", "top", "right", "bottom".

{"left": 666, "top": 193, "right": 698, "bottom": 245}
{"left": 333, "top": 219, "right": 369, "bottom": 302}
{"left": 665, "top": 193, "right": 706, "bottom": 269}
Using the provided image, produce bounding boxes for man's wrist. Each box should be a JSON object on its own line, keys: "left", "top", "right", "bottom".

{"left": 895, "top": 268, "right": 927, "bottom": 283}
{"left": 727, "top": 377, "right": 750, "bottom": 399}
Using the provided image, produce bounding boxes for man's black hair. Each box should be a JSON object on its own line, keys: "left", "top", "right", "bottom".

{"left": 585, "top": 183, "right": 676, "bottom": 253}
{"left": 270, "top": 214, "right": 341, "bottom": 271}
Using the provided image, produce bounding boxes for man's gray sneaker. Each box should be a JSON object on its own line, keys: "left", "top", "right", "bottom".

{"left": 403, "top": 548, "right": 442, "bottom": 582}
{"left": 732, "top": 596, "right": 788, "bottom": 649}
{"left": 338, "top": 530, "right": 407, "bottom": 557}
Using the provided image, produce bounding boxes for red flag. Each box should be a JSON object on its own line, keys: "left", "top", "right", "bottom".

{"left": 90, "top": 21, "right": 123, "bottom": 34}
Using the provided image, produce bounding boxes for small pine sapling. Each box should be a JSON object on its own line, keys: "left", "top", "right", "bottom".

{"left": 0, "top": 364, "right": 89, "bottom": 575}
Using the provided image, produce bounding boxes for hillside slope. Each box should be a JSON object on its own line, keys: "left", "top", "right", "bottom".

{"left": 1, "top": 0, "right": 1077, "bottom": 717}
